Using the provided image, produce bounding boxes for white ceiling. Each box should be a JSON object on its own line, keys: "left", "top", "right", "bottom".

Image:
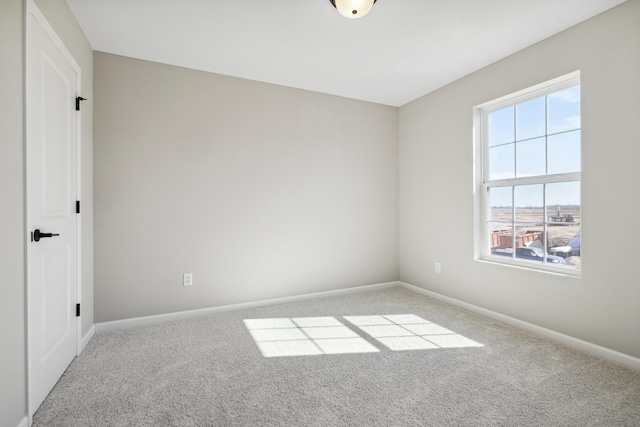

{"left": 66, "top": 0, "right": 627, "bottom": 107}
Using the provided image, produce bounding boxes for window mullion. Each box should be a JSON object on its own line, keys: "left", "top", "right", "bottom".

{"left": 486, "top": 172, "right": 580, "bottom": 188}
{"left": 543, "top": 183, "right": 547, "bottom": 263}
{"left": 511, "top": 186, "right": 516, "bottom": 259}
{"left": 545, "top": 94, "right": 549, "bottom": 176}
{"left": 513, "top": 107, "right": 517, "bottom": 179}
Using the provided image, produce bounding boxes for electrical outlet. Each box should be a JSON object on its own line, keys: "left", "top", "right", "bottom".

{"left": 183, "top": 272, "right": 193, "bottom": 286}
{"left": 435, "top": 262, "right": 441, "bottom": 274}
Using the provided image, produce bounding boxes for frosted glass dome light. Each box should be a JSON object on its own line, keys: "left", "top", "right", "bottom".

{"left": 330, "top": 0, "right": 377, "bottom": 19}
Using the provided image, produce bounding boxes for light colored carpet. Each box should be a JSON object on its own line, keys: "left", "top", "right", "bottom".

{"left": 33, "top": 287, "right": 640, "bottom": 426}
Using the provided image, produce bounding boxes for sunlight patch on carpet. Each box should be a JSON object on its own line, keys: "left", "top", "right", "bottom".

{"left": 344, "top": 314, "right": 484, "bottom": 351}
{"left": 244, "top": 315, "right": 483, "bottom": 358}
{"left": 244, "top": 316, "right": 378, "bottom": 357}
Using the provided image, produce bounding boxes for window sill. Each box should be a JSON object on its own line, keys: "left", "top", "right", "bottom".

{"left": 476, "top": 256, "right": 581, "bottom": 278}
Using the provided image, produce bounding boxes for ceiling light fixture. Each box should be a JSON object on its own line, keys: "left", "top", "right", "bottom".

{"left": 330, "top": 0, "right": 377, "bottom": 19}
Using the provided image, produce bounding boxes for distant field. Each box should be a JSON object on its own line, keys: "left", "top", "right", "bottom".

{"left": 490, "top": 208, "right": 580, "bottom": 248}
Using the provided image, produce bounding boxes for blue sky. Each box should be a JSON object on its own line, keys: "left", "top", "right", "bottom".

{"left": 488, "top": 85, "right": 581, "bottom": 208}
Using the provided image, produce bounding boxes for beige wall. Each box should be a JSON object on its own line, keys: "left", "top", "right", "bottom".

{"left": 0, "top": 1, "right": 93, "bottom": 424}
{"left": 93, "top": 53, "right": 399, "bottom": 322}
{"left": 0, "top": 1, "right": 27, "bottom": 424}
{"left": 399, "top": 0, "right": 640, "bottom": 358}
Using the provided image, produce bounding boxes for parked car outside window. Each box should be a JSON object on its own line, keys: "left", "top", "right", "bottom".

{"left": 549, "top": 231, "right": 580, "bottom": 258}
{"left": 491, "top": 246, "right": 567, "bottom": 264}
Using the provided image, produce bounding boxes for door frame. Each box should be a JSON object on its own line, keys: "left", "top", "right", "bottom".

{"left": 25, "top": 0, "right": 83, "bottom": 419}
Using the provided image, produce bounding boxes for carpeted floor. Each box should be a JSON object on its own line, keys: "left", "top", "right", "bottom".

{"left": 33, "top": 287, "right": 640, "bottom": 426}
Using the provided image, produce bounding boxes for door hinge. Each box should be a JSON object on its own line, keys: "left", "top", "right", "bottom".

{"left": 76, "top": 303, "right": 81, "bottom": 317}
{"left": 76, "top": 200, "right": 81, "bottom": 214}
{"left": 75, "top": 96, "right": 86, "bottom": 111}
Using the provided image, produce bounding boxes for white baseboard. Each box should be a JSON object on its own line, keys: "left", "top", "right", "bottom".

{"left": 79, "top": 325, "right": 95, "bottom": 354}
{"left": 95, "top": 281, "right": 398, "bottom": 333}
{"left": 398, "top": 281, "right": 640, "bottom": 371}
{"left": 93, "top": 279, "right": 639, "bottom": 371}
{"left": 16, "top": 415, "right": 28, "bottom": 427}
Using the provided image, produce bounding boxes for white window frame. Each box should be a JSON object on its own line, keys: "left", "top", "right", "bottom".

{"left": 473, "top": 71, "right": 581, "bottom": 276}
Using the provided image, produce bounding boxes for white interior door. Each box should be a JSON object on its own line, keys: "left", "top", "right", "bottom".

{"left": 26, "top": 2, "right": 81, "bottom": 416}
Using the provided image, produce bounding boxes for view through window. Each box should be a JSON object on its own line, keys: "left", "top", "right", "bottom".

{"left": 476, "top": 72, "right": 581, "bottom": 273}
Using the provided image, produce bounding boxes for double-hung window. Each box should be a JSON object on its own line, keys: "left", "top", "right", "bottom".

{"left": 475, "top": 72, "right": 581, "bottom": 274}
